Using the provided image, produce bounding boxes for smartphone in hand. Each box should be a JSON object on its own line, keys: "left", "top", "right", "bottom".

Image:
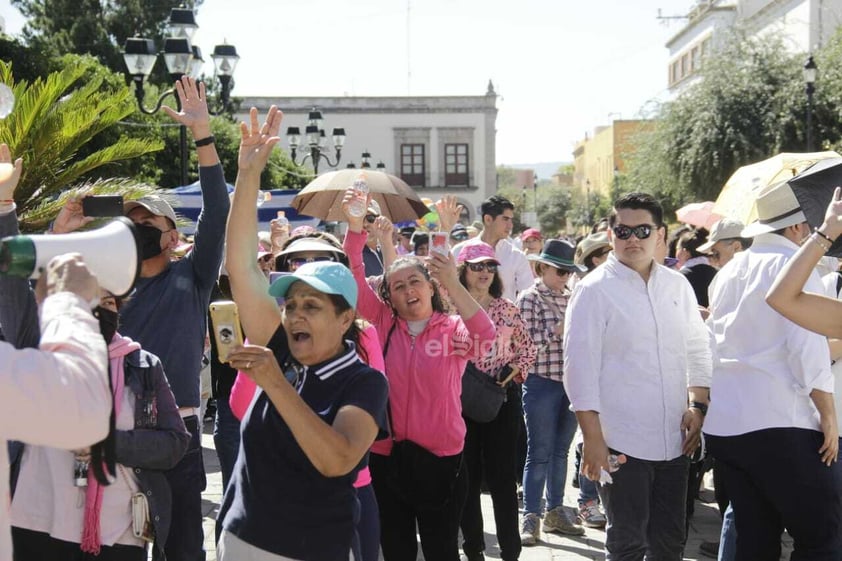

{"left": 431, "top": 232, "right": 450, "bottom": 255}
{"left": 82, "top": 195, "right": 124, "bottom": 217}
{"left": 209, "top": 300, "right": 245, "bottom": 363}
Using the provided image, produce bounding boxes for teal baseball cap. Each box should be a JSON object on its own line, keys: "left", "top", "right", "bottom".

{"left": 268, "top": 261, "right": 357, "bottom": 309}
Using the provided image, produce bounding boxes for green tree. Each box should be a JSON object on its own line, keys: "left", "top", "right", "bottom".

{"left": 625, "top": 28, "right": 817, "bottom": 214}
{"left": 0, "top": 58, "right": 162, "bottom": 232}
{"left": 10, "top": 0, "right": 203, "bottom": 78}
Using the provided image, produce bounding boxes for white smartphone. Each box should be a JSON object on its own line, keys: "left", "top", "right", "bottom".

{"left": 209, "top": 301, "right": 244, "bottom": 363}
{"left": 431, "top": 231, "right": 450, "bottom": 255}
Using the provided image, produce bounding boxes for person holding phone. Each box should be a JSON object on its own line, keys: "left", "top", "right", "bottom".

{"left": 342, "top": 188, "right": 495, "bottom": 561}
{"left": 218, "top": 106, "right": 388, "bottom": 561}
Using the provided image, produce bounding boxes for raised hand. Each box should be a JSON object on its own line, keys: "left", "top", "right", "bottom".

{"left": 820, "top": 186, "right": 842, "bottom": 240}
{"left": 51, "top": 195, "right": 94, "bottom": 234}
{"left": 238, "top": 106, "right": 283, "bottom": 174}
{"left": 0, "top": 143, "right": 23, "bottom": 203}
{"left": 162, "top": 76, "right": 211, "bottom": 137}
{"left": 373, "top": 215, "right": 395, "bottom": 245}
{"left": 436, "top": 195, "right": 464, "bottom": 234}
{"left": 341, "top": 187, "right": 369, "bottom": 233}
{"left": 427, "top": 249, "right": 458, "bottom": 290}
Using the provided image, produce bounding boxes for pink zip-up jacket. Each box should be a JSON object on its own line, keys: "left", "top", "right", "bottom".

{"left": 345, "top": 230, "right": 496, "bottom": 457}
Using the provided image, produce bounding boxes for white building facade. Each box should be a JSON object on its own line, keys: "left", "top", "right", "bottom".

{"left": 234, "top": 84, "right": 498, "bottom": 222}
{"left": 666, "top": 0, "right": 842, "bottom": 92}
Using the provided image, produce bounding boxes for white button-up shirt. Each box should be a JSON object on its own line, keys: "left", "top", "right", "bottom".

{"left": 563, "top": 252, "right": 712, "bottom": 461}
{"left": 704, "top": 233, "right": 833, "bottom": 437}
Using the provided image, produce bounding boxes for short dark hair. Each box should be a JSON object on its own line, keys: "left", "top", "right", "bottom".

{"left": 457, "top": 263, "right": 503, "bottom": 299}
{"left": 480, "top": 195, "right": 515, "bottom": 221}
{"left": 609, "top": 192, "right": 664, "bottom": 229}
{"left": 678, "top": 228, "right": 710, "bottom": 258}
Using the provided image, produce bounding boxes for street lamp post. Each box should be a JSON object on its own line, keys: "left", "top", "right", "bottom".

{"left": 533, "top": 175, "right": 538, "bottom": 211}
{"left": 804, "top": 55, "right": 817, "bottom": 152}
{"left": 585, "top": 179, "right": 592, "bottom": 227}
{"left": 286, "top": 109, "right": 345, "bottom": 174}
{"left": 346, "top": 151, "right": 387, "bottom": 171}
{"left": 122, "top": 7, "right": 238, "bottom": 186}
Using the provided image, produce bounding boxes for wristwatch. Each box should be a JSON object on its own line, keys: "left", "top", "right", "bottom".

{"left": 689, "top": 401, "right": 708, "bottom": 416}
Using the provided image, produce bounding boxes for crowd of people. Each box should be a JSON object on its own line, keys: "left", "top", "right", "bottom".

{"left": 2, "top": 80, "right": 842, "bottom": 561}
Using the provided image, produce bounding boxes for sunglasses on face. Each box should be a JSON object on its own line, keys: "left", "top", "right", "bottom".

{"left": 364, "top": 215, "right": 377, "bottom": 224}
{"left": 592, "top": 247, "right": 612, "bottom": 259}
{"left": 287, "top": 256, "right": 336, "bottom": 271}
{"left": 612, "top": 224, "right": 655, "bottom": 240}
{"left": 467, "top": 262, "right": 498, "bottom": 273}
{"left": 550, "top": 266, "right": 571, "bottom": 277}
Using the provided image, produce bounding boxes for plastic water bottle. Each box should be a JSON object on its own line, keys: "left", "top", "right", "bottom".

{"left": 599, "top": 453, "right": 626, "bottom": 485}
{"left": 0, "top": 84, "right": 14, "bottom": 119}
{"left": 347, "top": 173, "right": 369, "bottom": 218}
{"left": 256, "top": 191, "right": 272, "bottom": 207}
{"left": 275, "top": 210, "right": 289, "bottom": 234}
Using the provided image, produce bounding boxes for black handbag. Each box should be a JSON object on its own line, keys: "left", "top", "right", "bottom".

{"left": 460, "top": 362, "right": 509, "bottom": 423}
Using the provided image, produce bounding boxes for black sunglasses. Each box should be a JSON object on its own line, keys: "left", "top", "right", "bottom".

{"left": 364, "top": 215, "right": 377, "bottom": 224}
{"left": 467, "top": 262, "right": 498, "bottom": 273}
{"left": 612, "top": 224, "right": 656, "bottom": 240}
{"left": 550, "top": 266, "right": 571, "bottom": 277}
{"left": 287, "top": 256, "right": 336, "bottom": 271}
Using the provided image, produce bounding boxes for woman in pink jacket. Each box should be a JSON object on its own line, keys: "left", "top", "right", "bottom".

{"left": 342, "top": 191, "right": 496, "bottom": 561}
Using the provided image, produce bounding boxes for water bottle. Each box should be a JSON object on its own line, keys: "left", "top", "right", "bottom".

{"left": 347, "top": 173, "right": 369, "bottom": 218}
{"left": 256, "top": 191, "right": 272, "bottom": 207}
{"left": 0, "top": 83, "right": 14, "bottom": 119}
{"left": 599, "top": 453, "right": 626, "bottom": 485}
{"left": 275, "top": 210, "right": 289, "bottom": 229}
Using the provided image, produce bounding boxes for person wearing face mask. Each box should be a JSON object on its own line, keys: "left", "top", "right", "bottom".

{"left": 49, "top": 76, "right": 228, "bottom": 561}
{"left": 0, "top": 147, "right": 189, "bottom": 560}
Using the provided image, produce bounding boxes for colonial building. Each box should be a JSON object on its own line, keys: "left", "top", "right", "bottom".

{"left": 571, "top": 120, "right": 653, "bottom": 197}
{"left": 234, "top": 82, "right": 499, "bottom": 222}
{"left": 666, "top": 0, "right": 842, "bottom": 92}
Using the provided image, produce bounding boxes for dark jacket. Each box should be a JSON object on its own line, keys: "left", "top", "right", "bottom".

{"left": 117, "top": 348, "right": 190, "bottom": 554}
{"left": 0, "top": 209, "right": 189, "bottom": 555}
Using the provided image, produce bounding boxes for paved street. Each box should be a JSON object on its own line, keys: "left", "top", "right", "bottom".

{"left": 199, "top": 421, "right": 793, "bottom": 560}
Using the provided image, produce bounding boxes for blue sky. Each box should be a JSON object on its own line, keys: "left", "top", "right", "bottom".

{"left": 1, "top": 0, "right": 692, "bottom": 165}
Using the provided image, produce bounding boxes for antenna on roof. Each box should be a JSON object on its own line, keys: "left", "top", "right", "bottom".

{"left": 656, "top": 7, "right": 689, "bottom": 26}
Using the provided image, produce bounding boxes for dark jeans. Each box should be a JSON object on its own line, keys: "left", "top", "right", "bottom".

{"left": 212, "top": 396, "right": 240, "bottom": 492}
{"left": 156, "top": 415, "right": 207, "bottom": 561}
{"left": 460, "top": 384, "right": 521, "bottom": 561}
{"left": 598, "top": 453, "right": 689, "bottom": 561}
{"left": 370, "top": 451, "right": 468, "bottom": 561}
{"left": 706, "top": 428, "right": 842, "bottom": 561}
{"left": 12, "top": 527, "right": 146, "bottom": 561}
{"left": 357, "top": 483, "right": 380, "bottom": 561}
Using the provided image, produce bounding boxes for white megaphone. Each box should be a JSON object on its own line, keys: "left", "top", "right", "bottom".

{"left": 0, "top": 217, "right": 142, "bottom": 298}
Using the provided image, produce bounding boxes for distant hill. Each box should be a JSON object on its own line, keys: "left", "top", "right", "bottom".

{"left": 506, "top": 162, "right": 570, "bottom": 180}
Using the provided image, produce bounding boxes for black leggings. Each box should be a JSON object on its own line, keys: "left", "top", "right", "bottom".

{"left": 12, "top": 527, "right": 146, "bottom": 561}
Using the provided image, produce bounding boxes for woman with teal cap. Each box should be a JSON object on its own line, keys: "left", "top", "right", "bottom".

{"left": 216, "top": 106, "right": 388, "bottom": 561}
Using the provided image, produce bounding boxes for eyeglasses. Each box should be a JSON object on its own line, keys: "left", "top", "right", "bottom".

{"left": 592, "top": 247, "right": 612, "bottom": 259}
{"left": 612, "top": 224, "right": 655, "bottom": 240}
{"left": 550, "top": 266, "right": 571, "bottom": 277}
{"left": 258, "top": 254, "right": 274, "bottom": 263}
{"left": 467, "top": 262, "right": 498, "bottom": 273}
{"left": 287, "top": 256, "right": 336, "bottom": 271}
{"left": 364, "top": 215, "right": 377, "bottom": 224}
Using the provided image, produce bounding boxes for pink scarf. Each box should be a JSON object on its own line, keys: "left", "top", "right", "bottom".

{"left": 80, "top": 333, "right": 141, "bottom": 554}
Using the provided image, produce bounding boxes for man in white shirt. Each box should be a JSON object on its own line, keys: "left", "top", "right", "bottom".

{"left": 452, "top": 195, "right": 533, "bottom": 302}
{"left": 704, "top": 182, "right": 841, "bottom": 560}
{"left": 564, "top": 192, "right": 712, "bottom": 561}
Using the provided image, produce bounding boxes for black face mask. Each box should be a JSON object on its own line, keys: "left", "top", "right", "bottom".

{"left": 94, "top": 306, "right": 119, "bottom": 344}
{"left": 135, "top": 223, "right": 164, "bottom": 260}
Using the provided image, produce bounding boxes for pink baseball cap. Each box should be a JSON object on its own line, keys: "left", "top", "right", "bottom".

{"left": 520, "top": 228, "right": 542, "bottom": 242}
{"left": 457, "top": 238, "right": 500, "bottom": 264}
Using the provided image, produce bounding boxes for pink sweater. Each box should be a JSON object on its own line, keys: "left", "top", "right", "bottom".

{"left": 344, "top": 230, "right": 496, "bottom": 457}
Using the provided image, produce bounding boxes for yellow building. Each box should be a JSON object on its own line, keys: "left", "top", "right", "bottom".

{"left": 572, "top": 119, "right": 652, "bottom": 197}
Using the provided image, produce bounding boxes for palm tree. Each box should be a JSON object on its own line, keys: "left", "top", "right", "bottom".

{"left": 0, "top": 57, "right": 162, "bottom": 232}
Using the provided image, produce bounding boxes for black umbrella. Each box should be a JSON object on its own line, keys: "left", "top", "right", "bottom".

{"left": 788, "top": 157, "right": 842, "bottom": 257}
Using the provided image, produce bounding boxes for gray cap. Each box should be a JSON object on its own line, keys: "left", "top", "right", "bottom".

{"left": 698, "top": 218, "right": 746, "bottom": 253}
{"left": 124, "top": 195, "right": 178, "bottom": 228}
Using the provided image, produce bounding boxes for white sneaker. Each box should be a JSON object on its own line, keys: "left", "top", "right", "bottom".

{"left": 520, "top": 513, "right": 541, "bottom": 546}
